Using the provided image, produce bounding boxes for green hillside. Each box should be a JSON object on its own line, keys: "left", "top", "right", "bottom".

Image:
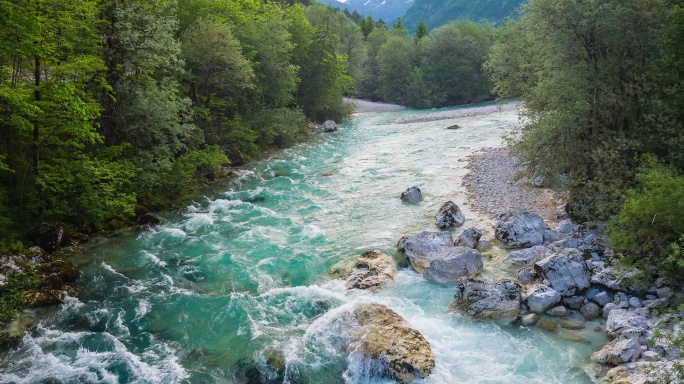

{"left": 403, "top": 0, "right": 526, "bottom": 30}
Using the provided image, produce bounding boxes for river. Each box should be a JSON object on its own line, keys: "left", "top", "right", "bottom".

{"left": 0, "top": 103, "right": 607, "bottom": 383}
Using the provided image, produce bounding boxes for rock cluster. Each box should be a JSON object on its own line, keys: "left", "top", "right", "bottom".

{"left": 397, "top": 231, "right": 483, "bottom": 284}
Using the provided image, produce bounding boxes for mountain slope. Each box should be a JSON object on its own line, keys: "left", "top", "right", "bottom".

{"left": 403, "top": 0, "right": 526, "bottom": 30}
{"left": 326, "top": 0, "right": 413, "bottom": 23}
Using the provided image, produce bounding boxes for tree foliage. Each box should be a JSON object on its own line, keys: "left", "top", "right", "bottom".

{"left": 0, "top": 0, "right": 359, "bottom": 244}
{"left": 485, "top": 0, "right": 684, "bottom": 219}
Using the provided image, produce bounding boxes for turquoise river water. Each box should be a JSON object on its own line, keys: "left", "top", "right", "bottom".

{"left": 0, "top": 104, "right": 608, "bottom": 383}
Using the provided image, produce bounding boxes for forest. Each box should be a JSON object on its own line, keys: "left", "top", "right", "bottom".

{"left": 1, "top": 0, "right": 683, "bottom": 338}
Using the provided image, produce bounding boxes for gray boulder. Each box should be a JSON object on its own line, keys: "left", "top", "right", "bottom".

{"left": 397, "top": 231, "right": 453, "bottom": 272}
{"left": 452, "top": 278, "right": 521, "bottom": 323}
{"left": 580, "top": 302, "right": 601, "bottom": 320}
{"left": 517, "top": 268, "right": 537, "bottom": 284}
{"left": 606, "top": 309, "right": 649, "bottom": 338}
{"left": 527, "top": 284, "right": 562, "bottom": 314}
{"left": 435, "top": 201, "right": 465, "bottom": 228}
{"left": 346, "top": 250, "right": 397, "bottom": 292}
{"left": 546, "top": 305, "right": 568, "bottom": 317}
{"left": 494, "top": 212, "right": 546, "bottom": 248}
{"left": 543, "top": 230, "right": 563, "bottom": 243}
{"left": 321, "top": 120, "right": 338, "bottom": 132}
{"left": 398, "top": 232, "right": 483, "bottom": 282}
{"left": 454, "top": 228, "right": 482, "bottom": 249}
{"left": 535, "top": 249, "right": 590, "bottom": 297}
{"left": 401, "top": 186, "right": 423, "bottom": 203}
{"left": 556, "top": 219, "right": 575, "bottom": 234}
{"left": 353, "top": 304, "right": 434, "bottom": 383}
{"left": 504, "top": 246, "right": 549, "bottom": 267}
{"left": 591, "top": 338, "right": 642, "bottom": 365}
{"left": 423, "top": 247, "right": 483, "bottom": 284}
{"left": 563, "top": 296, "right": 585, "bottom": 310}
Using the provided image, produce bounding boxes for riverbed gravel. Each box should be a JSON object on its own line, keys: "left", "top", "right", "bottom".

{"left": 395, "top": 101, "right": 521, "bottom": 124}
{"left": 463, "top": 147, "right": 559, "bottom": 225}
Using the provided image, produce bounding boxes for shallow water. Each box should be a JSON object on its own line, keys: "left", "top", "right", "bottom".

{"left": 0, "top": 104, "right": 608, "bottom": 383}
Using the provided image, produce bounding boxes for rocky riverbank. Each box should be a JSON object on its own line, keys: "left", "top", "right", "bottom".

{"left": 463, "top": 147, "right": 558, "bottom": 225}
{"left": 394, "top": 101, "right": 520, "bottom": 124}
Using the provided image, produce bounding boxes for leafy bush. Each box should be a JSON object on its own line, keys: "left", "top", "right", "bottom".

{"left": 0, "top": 270, "right": 40, "bottom": 323}
{"left": 608, "top": 159, "right": 684, "bottom": 279}
{"left": 141, "top": 146, "right": 229, "bottom": 208}
{"left": 245, "top": 108, "right": 310, "bottom": 150}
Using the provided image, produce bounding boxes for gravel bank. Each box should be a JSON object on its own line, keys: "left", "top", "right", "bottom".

{"left": 348, "top": 98, "right": 407, "bottom": 113}
{"left": 395, "top": 101, "right": 521, "bottom": 124}
{"left": 463, "top": 147, "right": 559, "bottom": 225}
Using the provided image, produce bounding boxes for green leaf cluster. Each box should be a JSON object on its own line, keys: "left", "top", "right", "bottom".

{"left": 0, "top": 270, "right": 40, "bottom": 323}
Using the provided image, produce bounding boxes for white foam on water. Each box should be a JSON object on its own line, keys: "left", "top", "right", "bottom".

{"left": 298, "top": 224, "right": 326, "bottom": 240}
{"left": 142, "top": 250, "right": 167, "bottom": 268}
{"left": 183, "top": 213, "right": 214, "bottom": 233}
{"left": 0, "top": 326, "right": 190, "bottom": 384}
{"left": 101, "top": 262, "right": 126, "bottom": 278}
{"left": 134, "top": 299, "right": 150, "bottom": 320}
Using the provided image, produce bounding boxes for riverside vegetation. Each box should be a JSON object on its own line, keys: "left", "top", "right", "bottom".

{"left": 1, "top": 0, "right": 684, "bottom": 381}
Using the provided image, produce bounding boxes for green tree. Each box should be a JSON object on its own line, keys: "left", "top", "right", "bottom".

{"left": 485, "top": 0, "right": 684, "bottom": 218}
{"left": 377, "top": 36, "right": 416, "bottom": 104}
{"left": 360, "top": 15, "right": 375, "bottom": 39}
{"left": 420, "top": 21, "right": 493, "bottom": 105}
{"left": 414, "top": 20, "right": 429, "bottom": 43}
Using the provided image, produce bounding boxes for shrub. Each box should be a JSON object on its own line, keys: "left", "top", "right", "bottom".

{"left": 608, "top": 159, "right": 684, "bottom": 279}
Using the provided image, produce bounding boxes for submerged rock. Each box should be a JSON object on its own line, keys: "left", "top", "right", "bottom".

{"left": 346, "top": 250, "right": 397, "bottom": 292}
{"left": 452, "top": 278, "right": 521, "bottom": 323}
{"left": 400, "top": 186, "right": 423, "bottom": 203}
{"left": 435, "top": 201, "right": 465, "bottom": 228}
{"left": 534, "top": 249, "right": 590, "bottom": 297}
{"left": 494, "top": 212, "right": 546, "bottom": 248}
{"left": 353, "top": 304, "right": 435, "bottom": 383}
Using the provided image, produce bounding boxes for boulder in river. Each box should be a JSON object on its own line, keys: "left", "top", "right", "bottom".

{"left": 397, "top": 231, "right": 453, "bottom": 273}
{"left": 454, "top": 228, "right": 482, "bottom": 249}
{"left": 321, "top": 120, "right": 338, "bottom": 132}
{"left": 346, "top": 250, "right": 397, "bottom": 292}
{"left": 353, "top": 304, "right": 434, "bottom": 383}
{"left": 422, "top": 247, "right": 483, "bottom": 284}
{"left": 397, "top": 231, "right": 482, "bottom": 283}
{"left": 452, "top": 278, "right": 521, "bottom": 323}
{"left": 494, "top": 212, "right": 545, "bottom": 248}
{"left": 401, "top": 187, "right": 423, "bottom": 203}
{"left": 534, "top": 249, "right": 590, "bottom": 297}
{"left": 435, "top": 201, "right": 465, "bottom": 228}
